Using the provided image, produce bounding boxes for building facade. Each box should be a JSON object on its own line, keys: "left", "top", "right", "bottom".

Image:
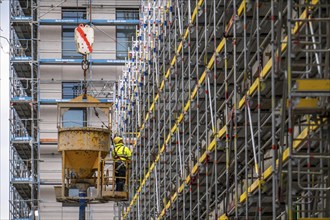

{"left": 5, "top": 0, "right": 139, "bottom": 219}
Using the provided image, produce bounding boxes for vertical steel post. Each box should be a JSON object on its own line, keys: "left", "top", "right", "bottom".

{"left": 287, "top": 0, "right": 293, "bottom": 219}
{"left": 233, "top": 0, "right": 238, "bottom": 218}
{"left": 213, "top": 0, "right": 218, "bottom": 218}
{"left": 255, "top": 0, "right": 262, "bottom": 218}
{"left": 196, "top": 1, "right": 201, "bottom": 218}
{"left": 271, "top": 0, "right": 277, "bottom": 219}
{"left": 224, "top": 0, "right": 229, "bottom": 216}
{"left": 79, "top": 189, "right": 87, "bottom": 220}
{"left": 243, "top": 1, "right": 249, "bottom": 219}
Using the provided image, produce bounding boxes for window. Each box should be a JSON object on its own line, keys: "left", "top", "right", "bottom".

{"left": 62, "top": 8, "right": 86, "bottom": 59}
{"left": 62, "top": 82, "right": 82, "bottom": 99}
{"left": 62, "top": 82, "right": 86, "bottom": 127}
{"left": 62, "top": 108, "right": 86, "bottom": 128}
{"left": 116, "top": 9, "right": 139, "bottom": 60}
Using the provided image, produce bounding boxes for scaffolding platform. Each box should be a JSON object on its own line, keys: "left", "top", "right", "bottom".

{"left": 54, "top": 186, "right": 129, "bottom": 203}
{"left": 11, "top": 17, "right": 32, "bottom": 40}
{"left": 11, "top": 179, "right": 33, "bottom": 201}
{"left": 11, "top": 97, "right": 33, "bottom": 119}
{"left": 11, "top": 137, "right": 32, "bottom": 160}
{"left": 12, "top": 62, "right": 32, "bottom": 78}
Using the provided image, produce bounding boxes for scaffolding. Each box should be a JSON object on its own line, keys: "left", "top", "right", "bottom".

{"left": 8, "top": 0, "right": 140, "bottom": 219}
{"left": 9, "top": 0, "right": 39, "bottom": 219}
{"left": 116, "top": 0, "right": 330, "bottom": 219}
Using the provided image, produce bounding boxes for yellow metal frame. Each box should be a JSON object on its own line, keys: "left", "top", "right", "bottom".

{"left": 55, "top": 94, "right": 129, "bottom": 203}
{"left": 56, "top": 157, "right": 130, "bottom": 202}
{"left": 57, "top": 94, "right": 113, "bottom": 129}
{"left": 102, "top": 159, "right": 130, "bottom": 201}
{"left": 57, "top": 150, "right": 106, "bottom": 202}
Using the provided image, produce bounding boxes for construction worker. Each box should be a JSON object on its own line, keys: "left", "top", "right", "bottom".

{"left": 112, "top": 136, "right": 132, "bottom": 191}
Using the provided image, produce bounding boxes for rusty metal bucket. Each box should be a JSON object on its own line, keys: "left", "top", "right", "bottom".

{"left": 58, "top": 127, "right": 110, "bottom": 179}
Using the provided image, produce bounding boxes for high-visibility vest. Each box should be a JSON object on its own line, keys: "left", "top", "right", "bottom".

{"left": 112, "top": 143, "right": 132, "bottom": 161}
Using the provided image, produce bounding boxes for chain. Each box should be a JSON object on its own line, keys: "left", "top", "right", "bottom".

{"left": 81, "top": 55, "right": 89, "bottom": 98}
{"left": 81, "top": 56, "right": 90, "bottom": 71}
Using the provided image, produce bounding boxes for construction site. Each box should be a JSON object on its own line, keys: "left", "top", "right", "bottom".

{"left": 0, "top": 0, "right": 329, "bottom": 219}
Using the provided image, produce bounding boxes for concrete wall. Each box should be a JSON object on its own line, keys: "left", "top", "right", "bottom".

{"left": 39, "top": 1, "right": 139, "bottom": 219}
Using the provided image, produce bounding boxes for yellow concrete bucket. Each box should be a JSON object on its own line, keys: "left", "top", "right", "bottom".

{"left": 58, "top": 127, "right": 110, "bottom": 179}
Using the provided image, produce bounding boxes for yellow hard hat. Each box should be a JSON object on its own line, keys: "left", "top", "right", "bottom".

{"left": 113, "top": 136, "right": 123, "bottom": 144}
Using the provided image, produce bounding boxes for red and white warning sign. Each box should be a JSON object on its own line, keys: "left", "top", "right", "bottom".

{"left": 74, "top": 24, "right": 94, "bottom": 55}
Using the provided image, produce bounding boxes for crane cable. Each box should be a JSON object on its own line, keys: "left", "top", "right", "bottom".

{"left": 93, "top": 107, "right": 109, "bottom": 129}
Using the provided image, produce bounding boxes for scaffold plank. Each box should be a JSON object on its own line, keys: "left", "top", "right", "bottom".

{"left": 294, "top": 79, "right": 330, "bottom": 92}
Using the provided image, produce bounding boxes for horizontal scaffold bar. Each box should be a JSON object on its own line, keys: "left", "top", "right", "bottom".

{"left": 11, "top": 97, "right": 113, "bottom": 104}
{"left": 40, "top": 98, "right": 113, "bottom": 104}
{"left": 11, "top": 16, "right": 33, "bottom": 22}
{"left": 39, "top": 58, "right": 126, "bottom": 65}
{"left": 39, "top": 19, "right": 139, "bottom": 26}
